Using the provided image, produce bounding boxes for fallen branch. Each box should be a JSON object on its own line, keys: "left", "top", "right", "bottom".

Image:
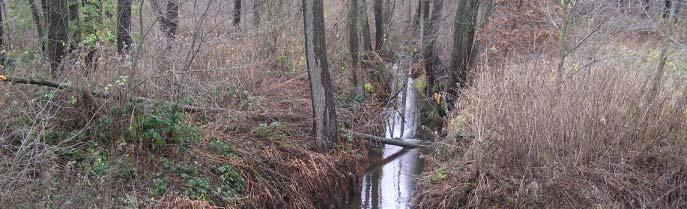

{"left": 340, "top": 128, "right": 428, "bottom": 149}
{"left": 0, "top": 75, "right": 229, "bottom": 113}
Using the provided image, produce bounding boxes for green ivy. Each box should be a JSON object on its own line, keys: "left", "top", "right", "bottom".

{"left": 185, "top": 178, "right": 212, "bottom": 200}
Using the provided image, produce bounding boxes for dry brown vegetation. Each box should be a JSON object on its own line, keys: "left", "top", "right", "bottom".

{"left": 0, "top": 0, "right": 388, "bottom": 208}
{"left": 417, "top": 0, "right": 687, "bottom": 208}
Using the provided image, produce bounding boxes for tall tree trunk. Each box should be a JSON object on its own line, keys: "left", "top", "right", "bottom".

{"left": 151, "top": 0, "right": 179, "bottom": 39}
{"left": 0, "top": 1, "right": 5, "bottom": 67}
{"left": 253, "top": 0, "right": 261, "bottom": 27}
{"left": 117, "top": 0, "right": 132, "bottom": 53}
{"left": 447, "top": 0, "right": 479, "bottom": 106}
{"left": 422, "top": 0, "right": 443, "bottom": 97}
{"left": 374, "top": 0, "right": 384, "bottom": 51}
{"left": 47, "top": 0, "right": 69, "bottom": 76}
{"left": 302, "top": 0, "right": 338, "bottom": 149}
{"left": 358, "top": 0, "right": 373, "bottom": 51}
{"left": 641, "top": 0, "right": 650, "bottom": 17}
{"left": 650, "top": 0, "right": 677, "bottom": 101}
{"left": 29, "top": 0, "right": 46, "bottom": 51}
{"left": 68, "top": 0, "right": 80, "bottom": 50}
{"left": 348, "top": 0, "right": 363, "bottom": 96}
{"left": 233, "top": 0, "right": 241, "bottom": 27}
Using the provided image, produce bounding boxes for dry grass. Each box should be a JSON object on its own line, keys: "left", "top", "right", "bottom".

{"left": 417, "top": 52, "right": 687, "bottom": 208}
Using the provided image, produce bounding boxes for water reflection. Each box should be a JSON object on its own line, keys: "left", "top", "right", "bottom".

{"left": 346, "top": 63, "right": 424, "bottom": 209}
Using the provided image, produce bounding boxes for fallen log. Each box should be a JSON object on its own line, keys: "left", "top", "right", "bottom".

{"left": 340, "top": 128, "right": 428, "bottom": 149}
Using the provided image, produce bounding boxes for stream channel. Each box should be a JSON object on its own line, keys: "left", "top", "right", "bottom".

{"left": 344, "top": 61, "right": 426, "bottom": 209}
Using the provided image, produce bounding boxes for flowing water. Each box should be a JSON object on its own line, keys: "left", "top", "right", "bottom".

{"left": 345, "top": 62, "right": 425, "bottom": 209}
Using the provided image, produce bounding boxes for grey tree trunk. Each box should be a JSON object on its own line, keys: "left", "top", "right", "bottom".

{"left": 0, "top": 1, "right": 4, "bottom": 66}
{"left": 253, "top": 0, "right": 261, "bottom": 27}
{"left": 358, "top": 0, "right": 373, "bottom": 51}
{"left": 422, "top": 0, "right": 443, "bottom": 97}
{"left": 447, "top": 0, "right": 479, "bottom": 106}
{"left": 151, "top": 0, "right": 179, "bottom": 39}
{"left": 29, "top": 0, "right": 45, "bottom": 51}
{"left": 348, "top": 0, "right": 364, "bottom": 96}
{"left": 68, "top": 0, "right": 80, "bottom": 50}
{"left": 301, "top": 0, "right": 338, "bottom": 149}
{"left": 374, "top": 0, "right": 384, "bottom": 51}
{"left": 46, "top": 0, "right": 69, "bottom": 76}
{"left": 233, "top": 0, "right": 241, "bottom": 27}
{"left": 117, "top": 0, "right": 132, "bottom": 53}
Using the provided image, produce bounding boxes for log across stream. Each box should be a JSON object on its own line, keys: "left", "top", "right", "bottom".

{"left": 344, "top": 61, "right": 427, "bottom": 209}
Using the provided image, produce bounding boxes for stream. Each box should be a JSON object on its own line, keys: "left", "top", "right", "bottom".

{"left": 345, "top": 62, "right": 426, "bottom": 209}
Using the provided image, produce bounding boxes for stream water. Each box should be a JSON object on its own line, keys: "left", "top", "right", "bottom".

{"left": 345, "top": 62, "right": 425, "bottom": 209}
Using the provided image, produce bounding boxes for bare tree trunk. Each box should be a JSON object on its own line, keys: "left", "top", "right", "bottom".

{"left": 47, "top": 0, "right": 69, "bottom": 76}
{"left": 302, "top": 0, "right": 338, "bottom": 150}
{"left": 68, "top": 0, "right": 80, "bottom": 50}
{"left": 253, "top": 0, "right": 262, "bottom": 27}
{"left": 348, "top": 0, "right": 364, "bottom": 96}
{"left": 447, "top": 0, "right": 479, "bottom": 106}
{"left": 358, "top": 0, "right": 373, "bottom": 51}
{"left": 234, "top": 0, "right": 241, "bottom": 27}
{"left": 0, "top": 1, "right": 4, "bottom": 67}
{"left": 650, "top": 0, "right": 677, "bottom": 101}
{"left": 29, "top": 0, "right": 45, "bottom": 51}
{"left": 374, "top": 0, "right": 384, "bottom": 51}
{"left": 422, "top": 0, "right": 443, "bottom": 97}
{"left": 117, "top": 0, "right": 132, "bottom": 53}
{"left": 150, "top": 0, "right": 179, "bottom": 39}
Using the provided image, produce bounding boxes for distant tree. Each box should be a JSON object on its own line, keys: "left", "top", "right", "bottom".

{"left": 348, "top": 0, "right": 364, "bottom": 96}
{"left": 663, "top": 0, "right": 681, "bottom": 20}
{"left": 46, "top": 0, "right": 69, "bottom": 75}
{"left": 374, "top": 0, "right": 384, "bottom": 50}
{"left": 117, "top": 0, "right": 132, "bottom": 53}
{"left": 447, "top": 0, "right": 479, "bottom": 106}
{"left": 28, "top": 0, "right": 45, "bottom": 51}
{"left": 358, "top": 0, "right": 373, "bottom": 51}
{"left": 0, "top": 1, "right": 4, "bottom": 66}
{"left": 233, "top": 0, "right": 241, "bottom": 27}
{"left": 301, "top": 0, "right": 338, "bottom": 149}
{"left": 414, "top": 0, "right": 429, "bottom": 33}
{"left": 253, "top": 0, "right": 262, "bottom": 27}
{"left": 151, "top": 0, "right": 179, "bottom": 39}
{"left": 641, "top": 0, "right": 650, "bottom": 17}
{"left": 68, "top": 0, "right": 81, "bottom": 50}
{"left": 422, "top": 0, "right": 444, "bottom": 97}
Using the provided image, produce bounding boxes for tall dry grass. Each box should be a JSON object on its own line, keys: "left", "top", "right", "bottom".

{"left": 418, "top": 53, "right": 687, "bottom": 208}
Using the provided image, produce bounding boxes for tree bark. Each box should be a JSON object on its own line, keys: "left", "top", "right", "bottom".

{"left": 358, "top": 0, "right": 373, "bottom": 51}
{"left": 46, "top": 0, "right": 69, "bottom": 76}
{"left": 302, "top": 0, "right": 339, "bottom": 150}
{"left": 29, "top": 0, "right": 46, "bottom": 51}
{"left": 117, "top": 0, "right": 132, "bottom": 53}
{"left": 151, "top": 0, "right": 179, "bottom": 39}
{"left": 374, "top": 0, "right": 384, "bottom": 51}
{"left": 0, "top": 1, "right": 4, "bottom": 67}
{"left": 422, "top": 0, "right": 444, "bottom": 97}
{"left": 68, "top": 0, "right": 81, "bottom": 50}
{"left": 253, "top": 0, "right": 261, "bottom": 27}
{"left": 447, "top": 0, "right": 479, "bottom": 106}
{"left": 233, "top": 0, "right": 241, "bottom": 27}
{"left": 348, "top": 0, "right": 364, "bottom": 96}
